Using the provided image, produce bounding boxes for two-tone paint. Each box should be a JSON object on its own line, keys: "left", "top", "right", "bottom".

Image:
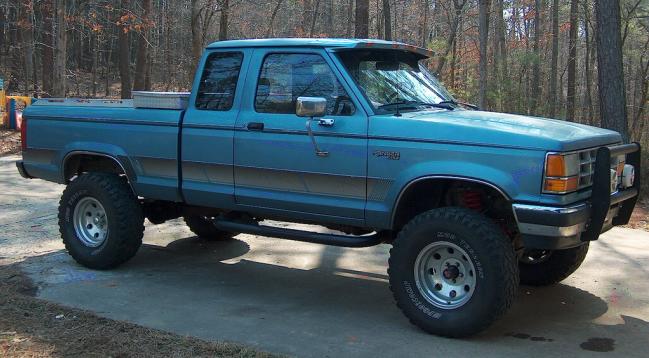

{"left": 21, "top": 38, "right": 623, "bottom": 233}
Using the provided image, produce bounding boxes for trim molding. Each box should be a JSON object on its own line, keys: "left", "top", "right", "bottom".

{"left": 29, "top": 115, "right": 179, "bottom": 127}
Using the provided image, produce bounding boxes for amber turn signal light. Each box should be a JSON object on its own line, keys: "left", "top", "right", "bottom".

{"left": 545, "top": 154, "right": 567, "bottom": 177}
{"left": 544, "top": 177, "right": 578, "bottom": 193}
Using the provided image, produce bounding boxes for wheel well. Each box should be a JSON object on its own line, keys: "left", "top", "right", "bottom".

{"left": 392, "top": 178, "right": 516, "bottom": 235}
{"left": 63, "top": 153, "right": 128, "bottom": 183}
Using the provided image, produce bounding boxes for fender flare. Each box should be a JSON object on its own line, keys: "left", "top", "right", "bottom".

{"left": 390, "top": 175, "right": 512, "bottom": 229}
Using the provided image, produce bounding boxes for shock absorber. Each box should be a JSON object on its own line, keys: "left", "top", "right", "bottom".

{"left": 462, "top": 190, "right": 484, "bottom": 212}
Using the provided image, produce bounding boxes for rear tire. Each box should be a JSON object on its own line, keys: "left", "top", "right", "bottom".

{"left": 58, "top": 173, "right": 144, "bottom": 270}
{"left": 184, "top": 215, "right": 234, "bottom": 241}
{"left": 388, "top": 207, "right": 518, "bottom": 338}
{"left": 519, "top": 244, "right": 589, "bottom": 286}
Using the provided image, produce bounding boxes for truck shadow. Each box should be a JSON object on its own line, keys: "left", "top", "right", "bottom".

{"left": 10, "top": 235, "right": 649, "bottom": 354}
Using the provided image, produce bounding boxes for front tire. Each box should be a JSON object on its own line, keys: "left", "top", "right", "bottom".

{"left": 58, "top": 172, "right": 144, "bottom": 270}
{"left": 389, "top": 207, "right": 518, "bottom": 338}
{"left": 519, "top": 244, "right": 589, "bottom": 286}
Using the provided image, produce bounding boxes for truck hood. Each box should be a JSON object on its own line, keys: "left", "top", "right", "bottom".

{"left": 369, "top": 109, "right": 621, "bottom": 151}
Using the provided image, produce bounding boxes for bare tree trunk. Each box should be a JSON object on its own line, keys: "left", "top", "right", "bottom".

{"left": 548, "top": 0, "right": 559, "bottom": 118}
{"left": 421, "top": 0, "right": 430, "bottom": 47}
{"left": 118, "top": 0, "right": 131, "bottom": 99}
{"left": 435, "top": 0, "right": 466, "bottom": 76}
{"left": 583, "top": 0, "right": 594, "bottom": 123}
{"left": 345, "top": 0, "right": 353, "bottom": 37}
{"left": 219, "top": 0, "right": 229, "bottom": 41}
{"left": 478, "top": 0, "right": 490, "bottom": 109}
{"left": 630, "top": 41, "right": 649, "bottom": 141}
{"left": 266, "top": 0, "right": 284, "bottom": 37}
{"left": 92, "top": 32, "right": 98, "bottom": 97}
{"left": 301, "top": 0, "right": 312, "bottom": 35}
{"left": 309, "top": 0, "right": 321, "bottom": 37}
{"left": 0, "top": 7, "right": 5, "bottom": 73}
{"left": 52, "top": 0, "right": 67, "bottom": 97}
{"left": 595, "top": 0, "right": 628, "bottom": 141}
{"left": 19, "top": 1, "right": 36, "bottom": 93}
{"left": 492, "top": 0, "right": 506, "bottom": 112}
{"left": 530, "top": 0, "right": 543, "bottom": 115}
{"left": 566, "top": 0, "right": 579, "bottom": 121}
{"left": 450, "top": 16, "right": 464, "bottom": 90}
{"left": 382, "top": 0, "right": 392, "bottom": 40}
{"left": 133, "top": 0, "right": 152, "bottom": 91}
{"left": 190, "top": 0, "right": 202, "bottom": 84}
{"left": 354, "top": 0, "right": 369, "bottom": 38}
{"left": 326, "top": 0, "right": 334, "bottom": 34}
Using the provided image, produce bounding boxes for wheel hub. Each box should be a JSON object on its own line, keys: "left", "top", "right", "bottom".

{"left": 443, "top": 265, "right": 460, "bottom": 280}
{"left": 73, "top": 197, "right": 108, "bottom": 247}
{"left": 414, "top": 241, "right": 477, "bottom": 309}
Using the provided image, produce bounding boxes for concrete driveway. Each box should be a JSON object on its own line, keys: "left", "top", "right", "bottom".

{"left": 1, "top": 154, "right": 648, "bottom": 357}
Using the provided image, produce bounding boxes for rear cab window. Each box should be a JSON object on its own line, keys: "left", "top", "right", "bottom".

{"left": 196, "top": 52, "right": 244, "bottom": 111}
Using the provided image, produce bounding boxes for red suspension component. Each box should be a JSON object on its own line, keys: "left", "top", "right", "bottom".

{"left": 462, "top": 190, "right": 483, "bottom": 211}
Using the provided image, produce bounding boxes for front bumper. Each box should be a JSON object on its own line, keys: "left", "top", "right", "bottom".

{"left": 514, "top": 143, "right": 641, "bottom": 250}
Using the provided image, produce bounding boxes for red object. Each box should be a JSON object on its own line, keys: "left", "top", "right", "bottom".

{"left": 20, "top": 114, "right": 27, "bottom": 151}
{"left": 463, "top": 190, "right": 483, "bottom": 211}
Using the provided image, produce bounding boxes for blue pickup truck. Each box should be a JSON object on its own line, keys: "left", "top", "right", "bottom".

{"left": 17, "top": 39, "right": 641, "bottom": 337}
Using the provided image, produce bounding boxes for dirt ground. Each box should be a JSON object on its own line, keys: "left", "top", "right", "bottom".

{"left": 625, "top": 199, "right": 649, "bottom": 231}
{"left": 0, "top": 261, "right": 278, "bottom": 358}
{"left": 0, "top": 129, "right": 21, "bottom": 156}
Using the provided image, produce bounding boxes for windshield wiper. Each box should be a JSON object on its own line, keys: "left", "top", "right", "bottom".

{"left": 379, "top": 100, "right": 455, "bottom": 111}
{"left": 438, "top": 100, "right": 480, "bottom": 110}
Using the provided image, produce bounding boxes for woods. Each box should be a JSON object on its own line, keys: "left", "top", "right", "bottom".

{"left": 1, "top": 0, "right": 648, "bottom": 141}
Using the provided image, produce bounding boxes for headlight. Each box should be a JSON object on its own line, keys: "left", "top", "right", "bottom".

{"left": 543, "top": 153, "right": 580, "bottom": 194}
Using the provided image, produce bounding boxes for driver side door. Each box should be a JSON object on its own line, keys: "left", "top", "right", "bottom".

{"left": 233, "top": 49, "right": 368, "bottom": 225}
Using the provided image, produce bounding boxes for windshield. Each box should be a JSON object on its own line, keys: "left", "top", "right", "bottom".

{"left": 337, "top": 49, "right": 455, "bottom": 113}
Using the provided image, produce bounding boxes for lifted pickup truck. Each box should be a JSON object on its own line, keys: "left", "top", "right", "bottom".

{"left": 18, "top": 38, "right": 641, "bottom": 337}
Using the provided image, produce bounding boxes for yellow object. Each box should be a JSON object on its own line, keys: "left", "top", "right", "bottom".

{"left": 2, "top": 95, "right": 33, "bottom": 128}
{"left": 8, "top": 96, "right": 32, "bottom": 106}
{"left": 545, "top": 154, "right": 567, "bottom": 177}
{"left": 544, "top": 177, "right": 579, "bottom": 193}
{"left": 0, "top": 86, "right": 5, "bottom": 125}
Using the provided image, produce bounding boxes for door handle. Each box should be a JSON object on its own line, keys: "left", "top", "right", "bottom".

{"left": 317, "top": 118, "right": 335, "bottom": 127}
{"left": 247, "top": 122, "right": 264, "bottom": 131}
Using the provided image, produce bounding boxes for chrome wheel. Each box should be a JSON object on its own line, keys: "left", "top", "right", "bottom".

{"left": 414, "top": 241, "right": 477, "bottom": 309}
{"left": 73, "top": 197, "right": 108, "bottom": 247}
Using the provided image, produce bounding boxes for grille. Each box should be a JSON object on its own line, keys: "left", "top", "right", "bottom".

{"left": 577, "top": 147, "right": 623, "bottom": 191}
{"left": 578, "top": 149, "right": 597, "bottom": 189}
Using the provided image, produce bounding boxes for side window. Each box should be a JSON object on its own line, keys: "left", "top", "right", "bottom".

{"left": 195, "top": 52, "right": 243, "bottom": 111}
{"left": 255, "top": 53, "right": 355, "bottom": 116}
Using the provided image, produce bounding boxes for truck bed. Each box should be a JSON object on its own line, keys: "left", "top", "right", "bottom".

{"left": 22, "top": 98, "right": 184, "bottom": 202}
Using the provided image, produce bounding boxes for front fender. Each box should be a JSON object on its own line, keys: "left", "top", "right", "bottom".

{"left": 365, "top": 141, "right": 547, "bottom": 229}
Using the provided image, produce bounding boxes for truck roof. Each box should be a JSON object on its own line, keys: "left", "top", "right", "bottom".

{"left": 206, "top": 38, "right": 432, "bottom": 57}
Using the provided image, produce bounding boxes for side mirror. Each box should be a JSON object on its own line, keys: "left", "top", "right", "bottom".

{"left": 296, "top": 97, "right": 327, "bottom": 118}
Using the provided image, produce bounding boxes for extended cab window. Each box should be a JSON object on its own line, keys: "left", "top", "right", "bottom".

{"left": 255, "top": 53, "right": 354, "bottom": 116}
{"left": 196, "top": 52, "right": 243, "bottom": 110}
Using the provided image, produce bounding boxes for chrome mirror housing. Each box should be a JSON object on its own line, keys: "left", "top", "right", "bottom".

{"left": 296, "top": 97, "right": 327, "bottom": 118}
